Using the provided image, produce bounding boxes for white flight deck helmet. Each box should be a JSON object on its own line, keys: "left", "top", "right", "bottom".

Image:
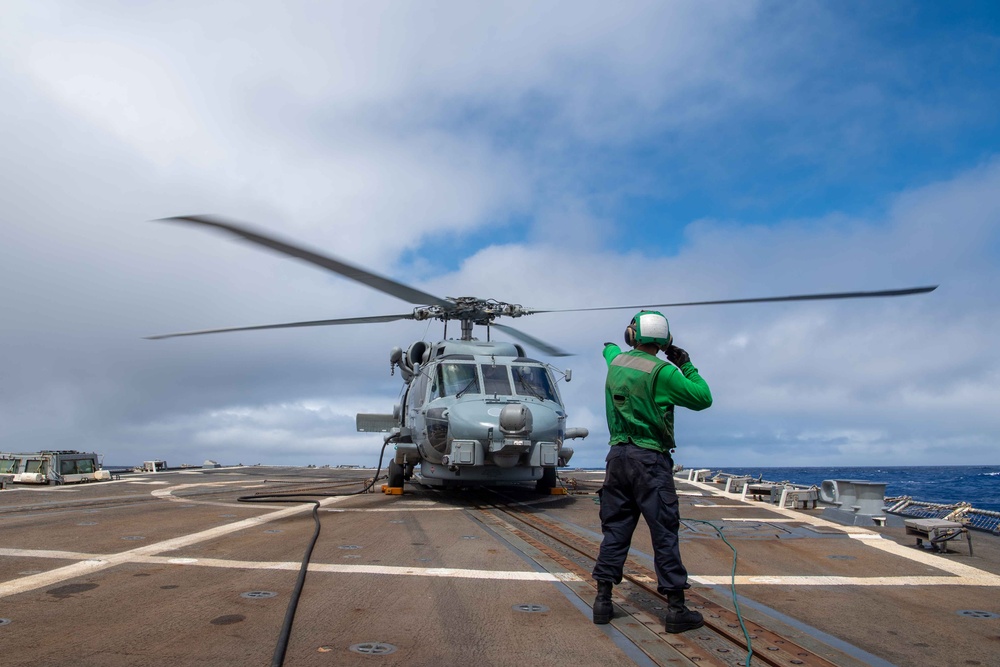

{"left": 625, "top": 310, "right": 673, "bottom": 349}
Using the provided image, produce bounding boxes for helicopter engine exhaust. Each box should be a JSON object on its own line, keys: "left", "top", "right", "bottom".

{"left": 391, "top": 341, "right": 430, "bottom": 382}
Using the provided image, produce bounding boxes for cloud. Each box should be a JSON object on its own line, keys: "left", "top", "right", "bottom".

{"left": 1, "top": 2, "right": 998, "bottom": 470}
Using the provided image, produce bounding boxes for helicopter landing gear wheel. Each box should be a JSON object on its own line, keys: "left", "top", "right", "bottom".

{"left": 387, "top": 460, "right": 405, "bottom": 488}
{"left": 536, "top": 467, "right": 557, "bottom": 492}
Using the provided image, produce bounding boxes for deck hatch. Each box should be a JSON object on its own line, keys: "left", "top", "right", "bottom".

{"left": 241, "top": 591, "right": 277, "bottom": 599}
{"left": 349, "top": 642, "right": 397, "bottom": 655}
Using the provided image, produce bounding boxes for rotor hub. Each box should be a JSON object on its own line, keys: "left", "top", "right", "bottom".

{"left": 413, "top": 298, "right": 530, "bottom": 326}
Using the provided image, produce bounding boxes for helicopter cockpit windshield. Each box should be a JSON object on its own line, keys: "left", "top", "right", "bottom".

{"left": 481, "top": 365, "right": 512, "bottom": 395}
{"left": 430, "top": 360, "right": 559, "bottom": 402}
{"left": 434, "top": 363, "right": 480, "bottom": 398}
{"left": 512, "top": 364, "right": 559, "bottom": 402}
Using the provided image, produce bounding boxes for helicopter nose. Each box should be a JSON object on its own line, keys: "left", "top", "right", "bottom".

{"left": 446, "top": 400, "right": 561, "bottom": 442}
{"left": 442, "top": 400, "right": 566, "bottom": 470}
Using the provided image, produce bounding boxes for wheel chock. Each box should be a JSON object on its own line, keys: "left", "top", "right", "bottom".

{"left": 548, "top": 486, "right": 567, "bottom": 495}
{"left": 382, "top": 484, "right": 404, "bottom": 495}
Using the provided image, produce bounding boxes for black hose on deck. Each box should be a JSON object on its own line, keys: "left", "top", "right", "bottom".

{"left": 237, "top": 437, "right": 394, "bottom": 667}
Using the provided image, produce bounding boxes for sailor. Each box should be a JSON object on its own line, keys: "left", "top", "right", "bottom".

{"left": 592, "top": 310, "right": 712, "bottom": 633}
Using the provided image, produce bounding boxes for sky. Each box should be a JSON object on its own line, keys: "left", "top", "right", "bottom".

{"left": 2, "top": 1, "right": 999, "bottom": 470}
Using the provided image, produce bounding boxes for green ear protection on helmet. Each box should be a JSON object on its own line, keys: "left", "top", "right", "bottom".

{"left": 624, "top": 310, "right": 673, "bottom": 348}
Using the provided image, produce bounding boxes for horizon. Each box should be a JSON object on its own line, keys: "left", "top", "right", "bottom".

{"left": 3, "top": 2, "right": 999, "bottom": 469}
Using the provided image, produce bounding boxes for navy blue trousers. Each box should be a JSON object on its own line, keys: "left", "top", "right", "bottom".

{"left": 592, "top": 443, "right": 689, "bottom": 593}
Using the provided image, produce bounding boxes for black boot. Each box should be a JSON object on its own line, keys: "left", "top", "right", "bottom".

{"left": 663, "top": 591, "right": 704, "bottom": 633}
{"left": 592, "top": 580, "right": 614, "bottom": 624}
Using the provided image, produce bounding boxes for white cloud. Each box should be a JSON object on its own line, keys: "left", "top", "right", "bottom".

{"left": 1, "top": 1, "right": 997, "bottom": 471}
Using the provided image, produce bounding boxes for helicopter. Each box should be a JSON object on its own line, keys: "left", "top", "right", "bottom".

{"left": 147, "top": 215, "right": 937, "bottom": 492}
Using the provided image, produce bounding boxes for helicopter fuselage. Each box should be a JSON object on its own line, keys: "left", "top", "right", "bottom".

{"left": 361, "top": 338, "right": 585, "bottom": 487}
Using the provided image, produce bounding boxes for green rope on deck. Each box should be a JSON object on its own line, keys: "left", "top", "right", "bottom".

{"left": 683, "top": 518, "right": 754, "bottom": 667}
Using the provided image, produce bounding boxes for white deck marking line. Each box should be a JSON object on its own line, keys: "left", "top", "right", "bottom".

{"left": 848, "top": 533, "right": 999, "bottom": 581}
{"left": 0, "top": 495, "right": 348, "bottom": 600}
{"left": 8, "top": 487, "right": 77, "bottom": 493}
{"left": 149, "top": 481, "right": 287, "bottom": 509}
{"left": 717, "top": 517, "right": 799, "bottom": 522}
{"left": 328, "top": 494, "right": 566, "bottom": 513}
{"left": 0, "top": 547, "right": 578, "bottom": 583}
{"left": 325, "top": 505, "right": 466, "bottom": 512}
{"left": 138, "top": 556, "right": 578, "bottom": 581}
{"left": 0, "top": 548, "right": 96, "bottom": 560}
{"left": 692, "top": 574, "right": 1000, "bottom": 587}
{"left": 151, "top": 480, "right": 257, "bottom": 498}
{"left": 684, "top": 478, "right": 1000, "bottom": 582}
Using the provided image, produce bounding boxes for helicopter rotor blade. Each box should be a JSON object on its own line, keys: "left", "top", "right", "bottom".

{"left": 528, "top": 285, "right": 938, "bottom": 315}
{"left": 145, "top": 313, "right": 415, "bottom": 340}
{"left": 490, "top": 323, "right": 572, "bottom": 357}
{"left": 157, "top": 215, "right": 454, "bottom": 310}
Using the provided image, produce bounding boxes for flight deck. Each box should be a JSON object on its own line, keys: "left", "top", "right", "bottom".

{"left": 1, "top": 466, "right": 997, "bottom": 666}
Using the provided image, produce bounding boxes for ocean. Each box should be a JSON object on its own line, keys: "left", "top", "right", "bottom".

{"left": 689, "top": 465, "right": 1000, "bottom": 513}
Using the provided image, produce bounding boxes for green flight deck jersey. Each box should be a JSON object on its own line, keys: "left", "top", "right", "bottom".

{"left": 603, "top": 344, "right": 713, "bottom": 454}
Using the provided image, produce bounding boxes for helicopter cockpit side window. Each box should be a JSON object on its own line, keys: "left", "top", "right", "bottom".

{"left": 512, "top": 365, "right": 559, "bottom": 402}
{"left": 481, "top": 364, "right": 512, "bottom": 396}
{"left": 412, "top": 369, "right": 430, "bottom": 408}
{"left": 435, "top": 363, "right": 480, "bottom": 398}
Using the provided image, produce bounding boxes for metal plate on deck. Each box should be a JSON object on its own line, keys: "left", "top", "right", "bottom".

{"left": 681, "top": 519, "right": 796, "bottom": 539}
